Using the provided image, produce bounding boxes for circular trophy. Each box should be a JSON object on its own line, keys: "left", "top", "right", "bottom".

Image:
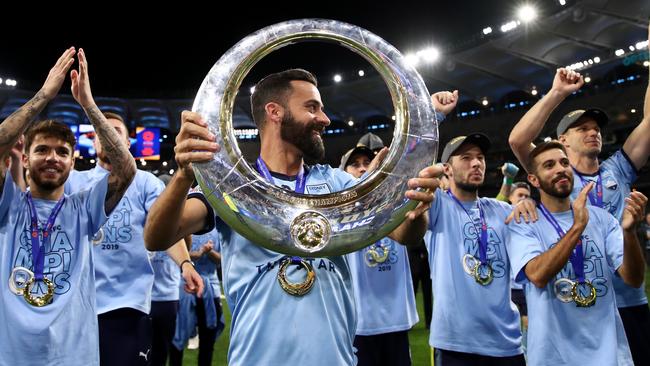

{"left": 192, "top": 19, "right": 438, "bottom": 257}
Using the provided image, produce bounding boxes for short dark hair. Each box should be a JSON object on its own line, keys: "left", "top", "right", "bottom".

{"left": 25, "top": 120, "right": 76, "bottom": 152}
{"left": 102, "top": 111, "right": 129, "bottom": 136}
{"left": 250, "top": 69, "right": 318, "bottom": 128}
{"left": 528, "top": 140, "right": 567, "bottom": 173}
{"left": 511, "top": 181, "right": 531, "bottom": 192}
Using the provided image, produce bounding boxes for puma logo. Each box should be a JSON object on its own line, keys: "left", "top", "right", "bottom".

{"left": 139, "top": 348, "right": 150, "bottom": 361}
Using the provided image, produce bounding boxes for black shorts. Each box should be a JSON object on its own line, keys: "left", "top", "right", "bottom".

{"left": 354, "top": 330, "right": 411, "bottom": 366}
{"left": 434, "top": 348, "right": 526, "bottom": 366}
{"left": 511, "top": 289, "right": 527, "bottom": 316}
{"left": 98, "top": 308, "right": 153, "bottom": 366}
{"left": 618, "top": 304, "right": 650, "bottom": 366}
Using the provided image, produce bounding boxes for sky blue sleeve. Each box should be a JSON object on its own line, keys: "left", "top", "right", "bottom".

{"left": 603, "top": 211, "right": 624, "bottom": 273}
{"left": 143, "top": 173, "right": 165, "bottom": 213}
{"left": 506, "top": 220, "right": 544, "bottom": 284}
{"left": 604, "top": 149, "right": 637, "bottom": 186}
{"left": 0, "top": 170, "right": 19, "bottom": 224}
{"left": 81, "top": 173, "right": 110, "bottom": 234}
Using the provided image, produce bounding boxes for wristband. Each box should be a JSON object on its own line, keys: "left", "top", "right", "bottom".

{"left": 180, "top": 259, "right": 194, "bottom": 271}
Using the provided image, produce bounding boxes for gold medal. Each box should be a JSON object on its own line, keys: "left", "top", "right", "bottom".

{"left": 473, "top": 262, "right": 493, "bottom": 286}
{"left": 364, "top": 244, "right": 389, "bottom": 267}
{"left": 571, "top": 280, "right": 597, "bottom": 307}
{"left": 22, "top": 277, "right": 55, "bottom": 307}
{"left": 277, "top": 257, "right": 316, "bottom": 296}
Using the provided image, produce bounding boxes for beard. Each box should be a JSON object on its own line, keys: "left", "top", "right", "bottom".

{"left": 455, "top": 179, "right": 482, "bottom": 193}
{"left": 280, "top": 111, "right": 325, "bottom": 161}
{"left": 29, "top": 166, "right": 69, "bottom": 191}
{"left": 539, "top": 173, "right": 573, "bottom": 199}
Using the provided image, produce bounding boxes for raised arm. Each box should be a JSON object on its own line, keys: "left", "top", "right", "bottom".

{"left": 70, "top": 48, "right": 136, "bottom": 214}
{"left": 0, "top": 47, "right": 76, "bottom": 185}
{"left": 617, "top": 191, "right": 648, "bottom": 287}
{"left": 509, "top": 68, "right": 584, "bottom": 170}
{"left": 389, "top": 164, "right": 442, "bottom": 246}
{"left": 524, "top": 183, "right": 592, "bottom": 288}
{"left": 143, "top": 111, "right": 219, "bottom": 250}
{"left": 622, "top": 24, "right": 650, "bottom": 170}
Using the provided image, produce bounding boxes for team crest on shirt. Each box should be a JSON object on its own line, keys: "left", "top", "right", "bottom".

{"left": 604, "top": 179, "right": 617, "bottom": 191}
{"left": 306, "top": 183, "right": 332, "bottom": 195}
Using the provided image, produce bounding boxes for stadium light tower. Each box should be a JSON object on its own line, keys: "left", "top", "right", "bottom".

{"left": 517, "top": 5, "right": 538, "bottom": 23}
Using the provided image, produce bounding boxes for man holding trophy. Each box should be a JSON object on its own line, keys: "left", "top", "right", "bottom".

{"left": 144, "top": 68, "right": 442, "bottom": 364}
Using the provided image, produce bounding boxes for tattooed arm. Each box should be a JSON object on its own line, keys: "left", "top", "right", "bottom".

{"left": 0, "top": 47, "right": 76, "bottom": 186}
{"left": 71, "top": 48, "right": 136, "bottom": 214}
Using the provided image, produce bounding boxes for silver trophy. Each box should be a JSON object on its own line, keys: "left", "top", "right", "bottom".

{"left": 192, "top": 19, "right": 438, "bottom": 257}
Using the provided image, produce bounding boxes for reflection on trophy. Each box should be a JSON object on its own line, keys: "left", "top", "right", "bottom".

{"left": 193, "top": 19, "right": 438, "bottom": 257}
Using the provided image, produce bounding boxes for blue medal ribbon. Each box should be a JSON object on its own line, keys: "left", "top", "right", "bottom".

{"left": 572, "top": 167, "right": 603, "bottom": 208}
{"left": 26, "top": 193, "right": 65, "bottom": 281}
{"left": 256, "top": 157, "right": 306, "bottom": 194}
{"left": 447, "top": 191, "right": 488, "bottom": 265}
{"left": 538, "top": 203, "right": 586, "bottom": 283}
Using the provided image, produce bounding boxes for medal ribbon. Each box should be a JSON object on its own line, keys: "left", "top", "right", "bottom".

{"left": 447, "top": 191, "right": 488, "bottom": 265}
{"left": 26, "top": 193, "right": 65, "bottom": 281}
{"left": 538, "top": 203, "right": 585, "bottom": 283}
{"left": 572, "top": 167, "right": 603, "bottom": 208}
{"left": 256, "top": 157, "right": 305, "bottom": 194}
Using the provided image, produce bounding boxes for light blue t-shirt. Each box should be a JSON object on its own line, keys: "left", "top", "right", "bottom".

{"left": 570, "top": 149, "right": 646, "bottom": 308}
{"left": 150, "top": 250, "right": 181, "bottom": 302}
{"left": 190, "top": 164, "right": 358, "bottom": 365}
{"left": 347, "top": 237, "right": 418, "bottom": 335}
{"left": 66, "top": 166, "right": 165, "bottom": 314}
{"left": 507, "top": 205, "right": 633, "bottom": 366}
{"left": 192, "top": 228, "right": 222, "bottom": 299}
{"left": 426, "top": 189, "right": 522, "bottom": 356}
{"left": 0, "top": 171, "right": 109, "bottom": 366}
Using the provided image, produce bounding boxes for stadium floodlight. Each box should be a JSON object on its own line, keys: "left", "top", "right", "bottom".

{"left": 333, "top": 74, "right": 342, "bottom": 83}
{"left": 631, "top": 109, "right": 637, "bottom": 113}
{"left": 358, "top": 70, "right": 365, "bottom": 77}
{"left": 558, "top": 0, "right": 566, "bottom": 5}
{"left": 615, "top": 49, "right": 625, "bottom": 57}
{"left": 584, "top": 76, "right": 591, "bottom": 83}
{"left": 347, "top": 120, "right": 354, "bottom": 127}
{"left": 481, "top": 98, "right": 489, "bottom": 106}
{"left": 405, "top": 53, "right": 420, "bottom": 67}
{"left": 483, "top": 27, "right": 493, "bottom": 35}
{"left": 250, "top": 86, "right": 256, "bottom": 94}
{"left": 517, "top": 5, "right": 538, "bottom": 23}
{"left": 636, "top": 40, "right": 649, "bottom": 50}
{"left": 644, "top": 61, "right": 650, "bottom": 67}
{"left": 500, "top": 21, "right": 519, "bottom": 33}
{"left": 417, "top": 48, "right": 440, "bottom": 63}
{"left": 162, "top": 161, "right": 168, "bottom": 167}
{"left": 531, "top": 87, "right": 538, "bottom": 96}
{"left": 593, "top": 56, "right": 600, "bottom": 63}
